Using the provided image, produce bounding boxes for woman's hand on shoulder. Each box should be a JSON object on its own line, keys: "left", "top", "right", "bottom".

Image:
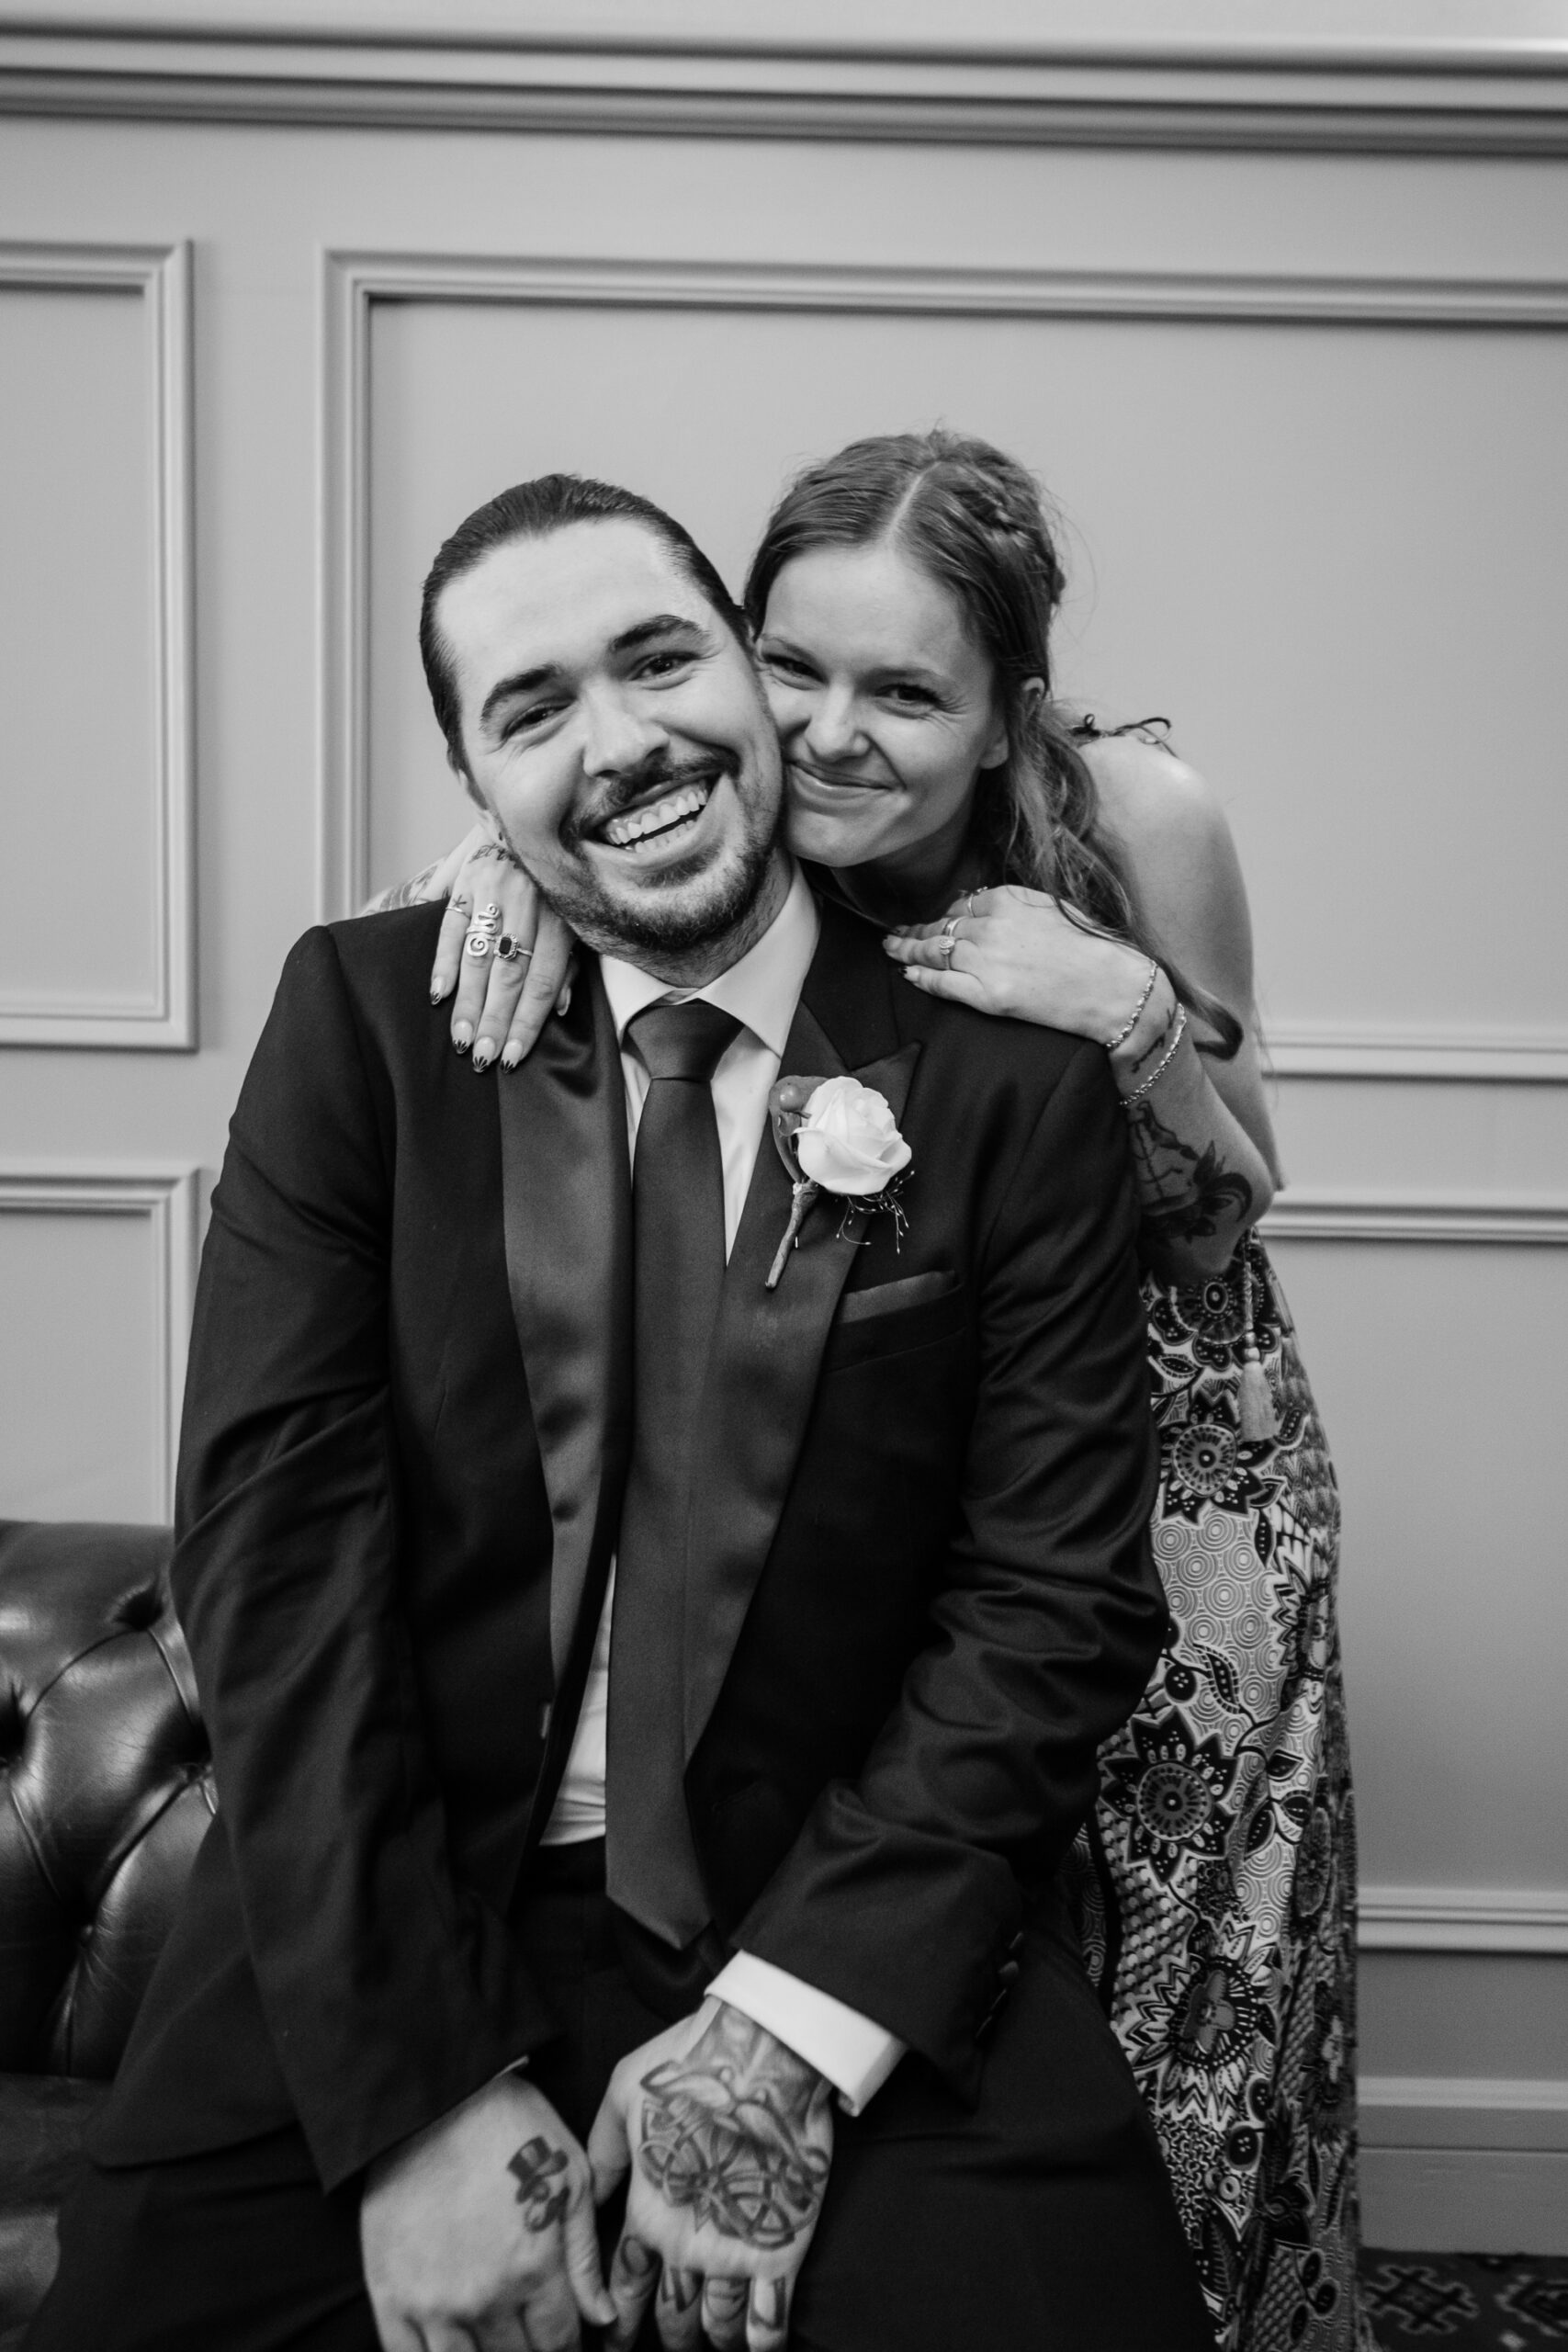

{"left": 883, "top": 884, "right": 1156, "bottom": 1045}
{"left": 374, "top": 820, "right": 579, "bottom": 1071}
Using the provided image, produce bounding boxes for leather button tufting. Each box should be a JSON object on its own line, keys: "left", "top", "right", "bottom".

{"left": 117, "top": 1584, "right": 163, "bottom": 1633}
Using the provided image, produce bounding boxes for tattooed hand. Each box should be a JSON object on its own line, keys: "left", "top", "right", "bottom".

{"left": 360, "top": 2073, "right": 614, "bottom": 2352}
{"left": 589, "top": 1999, "right": 833, "bottom": 2352}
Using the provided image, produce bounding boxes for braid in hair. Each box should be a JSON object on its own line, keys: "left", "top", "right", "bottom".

{"left": 745, "top": 429, "right": 1241, "bottom": 1059}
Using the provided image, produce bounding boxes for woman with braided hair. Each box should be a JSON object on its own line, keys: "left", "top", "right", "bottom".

{"left": 379, "top": 429, "right": 1371, "bottom": 2352}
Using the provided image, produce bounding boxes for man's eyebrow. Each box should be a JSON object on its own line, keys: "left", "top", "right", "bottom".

{"left": 609, "top": 614, "right": 708, "bottom": 657}
{"left": 479, "top": 663, "right": 564, "bottom": 729}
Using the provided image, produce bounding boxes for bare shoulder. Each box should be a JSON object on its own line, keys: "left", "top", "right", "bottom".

{"left": 1079, "top": 731, "right": 1255, "bottom": 1013}
{"left": 1081, "top": 733, "right": 1234, "bottom": 884}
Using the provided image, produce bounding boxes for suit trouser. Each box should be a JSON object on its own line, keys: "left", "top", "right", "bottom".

{"left": 27, "top": 1849, "right": 1215, "bottom": 2352}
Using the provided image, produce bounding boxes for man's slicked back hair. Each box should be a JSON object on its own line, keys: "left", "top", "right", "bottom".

{"left": 420, "top": 473, "right": 748, "bottom": 775}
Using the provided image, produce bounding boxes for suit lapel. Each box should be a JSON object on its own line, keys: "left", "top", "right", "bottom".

{"left": 497, "top": 962, "right": 632, "bottom": 1687}
{"left": 682, "top": 901, "right": 920, "bottom": 1758}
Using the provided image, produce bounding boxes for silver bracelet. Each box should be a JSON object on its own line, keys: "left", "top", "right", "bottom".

{"left": 1102, "top": 956, "right": 1160, "bottom": 1054}
{"left": 1121, "top": 1003, "right": 1188, "bottom": 1109}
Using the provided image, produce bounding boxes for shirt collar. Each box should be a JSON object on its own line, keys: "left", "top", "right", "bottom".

{"left": 599, "top": 861, "right": 819, "bottom": 1061}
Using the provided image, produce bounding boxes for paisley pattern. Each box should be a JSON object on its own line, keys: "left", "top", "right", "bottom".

{"left": 1066, "top": 1238, "right": 1376, "bottom": 2352}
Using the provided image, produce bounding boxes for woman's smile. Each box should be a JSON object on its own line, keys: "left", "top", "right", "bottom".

{"left": 785, "top": 759, "right": 893, "bottom": 803}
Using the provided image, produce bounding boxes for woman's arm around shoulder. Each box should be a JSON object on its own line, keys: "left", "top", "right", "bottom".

{"left": 1088, "top": 734, "right": 1281, "bottom": 1181}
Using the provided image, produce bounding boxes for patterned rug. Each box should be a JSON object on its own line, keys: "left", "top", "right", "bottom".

{"left": 1362, "top": 2250, "right": 1568, "bottom": 2346}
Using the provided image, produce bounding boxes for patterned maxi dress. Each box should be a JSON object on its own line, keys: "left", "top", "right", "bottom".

{"left": 1065, "top": 1237, "right": 1377, "bottom": 2352}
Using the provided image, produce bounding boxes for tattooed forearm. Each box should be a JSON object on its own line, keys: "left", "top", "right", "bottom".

{"left": 508, "top": 2135, "right": 571, "bottom": 2230}
{"left": 1128, "top": 1098, "right": 1256, "bottom": 1252}
{"left": 636, "top": 2005, "right": 830, "bottom": 2249}
{"left": 1129, "top": 1098, "right": 1256, "bottom": 1263}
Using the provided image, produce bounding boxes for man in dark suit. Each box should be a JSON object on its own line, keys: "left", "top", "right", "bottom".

{"left": 31, "top": 475, "right": 1213, "bottom": 2352}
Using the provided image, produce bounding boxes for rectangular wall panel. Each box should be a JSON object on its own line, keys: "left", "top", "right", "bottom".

{"left": 0, "top": 244, "right": 192, "bottom": 1046}
{"left": 344, "top": 263, "right": 1568, "bottom": 1080}
{"left": 0, "top": 1170, "right": 197, "bottom": 1520}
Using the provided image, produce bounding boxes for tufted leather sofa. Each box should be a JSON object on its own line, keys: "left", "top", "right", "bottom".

{"left": 0, "top": 1520, "right": 212, "bottom": 2341}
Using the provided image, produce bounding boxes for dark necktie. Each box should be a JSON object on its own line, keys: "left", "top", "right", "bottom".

{"left": 605, "top": 999, "right": 742, "bottom": 1946}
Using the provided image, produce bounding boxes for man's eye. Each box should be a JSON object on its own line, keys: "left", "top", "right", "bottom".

{"left": 501, "top": 704, "right": 559, "bottom": 739}
{"left": 638, "top": 651, "right": 694, "bottom": 680}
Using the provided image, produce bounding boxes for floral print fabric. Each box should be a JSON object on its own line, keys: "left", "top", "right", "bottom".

{"left": 1066, "top": 1239, "right": 1376, "bottom": 2352}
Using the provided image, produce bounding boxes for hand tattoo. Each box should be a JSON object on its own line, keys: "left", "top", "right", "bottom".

{"left": 508, "top": 2135, "right": 571, "bottom": 2230}
{"left": 637, "top": 2006, "right": 829, "bottom": 2249}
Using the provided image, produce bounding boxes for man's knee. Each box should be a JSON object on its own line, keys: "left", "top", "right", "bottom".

{"left": 28, "top": 2134, "right": 373, "bottom": 2352}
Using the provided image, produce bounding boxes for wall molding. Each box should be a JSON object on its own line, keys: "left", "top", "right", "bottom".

{"left": 321, "top": 250, "right": 1568, "bottom": 998}
{"left": 6, "top": 17, "right": 1568, "bottom": 153}
{"left": 0, "top": 1166, "right": 199, "bottom": 1515}
{"left": 0, "top": 241, "right": 194, "bottom": 1049}
{"left": 1359, "top": 1883, "right": 1568, "bottom": 1954}
{"left": 1264, "top": 1192, "right": 1568, "bottom": 1246}
{"left": 1267, "top": 1029, "right": 1568, "bottom": 1083}
{"left": 1360, "top": 2076, "right": 1568, "bottom": 2151}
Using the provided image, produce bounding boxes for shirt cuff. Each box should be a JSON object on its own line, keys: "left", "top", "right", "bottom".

{"left": 706, "top": 1952, "right": 906, "bottom": 2116}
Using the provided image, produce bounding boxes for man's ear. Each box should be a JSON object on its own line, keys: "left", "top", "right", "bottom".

{"left": 449, "top": 746, "right": 487, "bottom": 814}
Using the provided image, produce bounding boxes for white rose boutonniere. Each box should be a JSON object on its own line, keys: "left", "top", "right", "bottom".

{"left": 764, "top": 1074, "right": 913, "bottom": 1291}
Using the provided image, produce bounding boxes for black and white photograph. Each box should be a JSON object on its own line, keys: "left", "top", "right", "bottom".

{"left": 1, "top": 5, "right": 1564, "bottom": 2348}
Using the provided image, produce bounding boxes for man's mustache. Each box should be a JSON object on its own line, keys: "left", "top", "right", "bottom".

{"left": 565, "top": 752, "right": 734, "bottom": 849}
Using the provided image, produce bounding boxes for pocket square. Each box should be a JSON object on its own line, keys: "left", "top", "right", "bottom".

{"left": 837, "top": 1270, "right": 960, "bottom": 1325}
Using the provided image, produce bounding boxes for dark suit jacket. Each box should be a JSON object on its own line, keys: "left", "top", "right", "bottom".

{"left": 96, "top": 894, "right": 1166, "bottom": 2194}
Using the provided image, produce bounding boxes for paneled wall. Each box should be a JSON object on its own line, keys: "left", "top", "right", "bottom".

{"left": 2, "top": 1, "right": 1564, "bottom": 2250}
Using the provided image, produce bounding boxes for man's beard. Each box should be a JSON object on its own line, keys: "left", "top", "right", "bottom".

{"left": 513, "top": 750, "right": 780, "bottom": 964}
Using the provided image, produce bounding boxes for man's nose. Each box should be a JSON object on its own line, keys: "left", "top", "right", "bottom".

{"left": 804, "top": 686, "right": 867, "bottom": 763}
{"left": 580, "top": 686, "right": 668, "bottom": 778}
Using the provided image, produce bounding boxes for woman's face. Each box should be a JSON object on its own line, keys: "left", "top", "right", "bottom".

{"left": 756, "top": 539, "right": 1009, "bottom": 874}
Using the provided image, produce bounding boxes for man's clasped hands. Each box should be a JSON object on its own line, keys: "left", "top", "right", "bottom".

{"left": 360, "top": 1999, "right": 833, "bottom": 2352}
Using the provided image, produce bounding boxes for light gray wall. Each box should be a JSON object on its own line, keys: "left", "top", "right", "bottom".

{"left": 2, "top": 0, "right": 1563, "bottom": 2250}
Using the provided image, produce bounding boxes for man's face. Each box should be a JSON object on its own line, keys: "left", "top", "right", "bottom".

{"left": 438, "top": 519, "right": 784, "bottom": 962}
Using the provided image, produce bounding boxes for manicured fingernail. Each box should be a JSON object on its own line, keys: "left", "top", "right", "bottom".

{"left": 501, "top": 1045, "right": 522, "bottom": 1070}
{"left": 453, "top": 1023, "right": 472, "bottom": 1053}
{"left": 556, "top": 985, "right": 572, "bottom": 1017}
{"left": 472, "top": 1041, "right": 495, "bottom": 1071}
{"left": 430, "top": 987, "right": 445, "bottom": 1005}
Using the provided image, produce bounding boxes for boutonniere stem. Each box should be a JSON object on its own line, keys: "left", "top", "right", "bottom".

{"left": 765, "top": 1180, "right": 821, "bottom": 1292}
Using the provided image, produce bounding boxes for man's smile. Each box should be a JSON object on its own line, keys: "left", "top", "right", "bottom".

{"left": 599, "top": 777, "right": 715, "bottom": 852}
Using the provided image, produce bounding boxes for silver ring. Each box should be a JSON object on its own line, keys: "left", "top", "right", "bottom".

{"left": 475, "top": 902, "right": 502, "bottom": 926}
{"left": 965, "top": 890, "right": 984, "bottom": 919}
{"left": 463, "top": 931, "right": 493, "bottom": 960}
{"left": 942, "top": 917, "right": 962, "bottom": 944}
{"left": 941, "top": 934, "right": 958, "bottom": 969}
{"left": 494, "top": 936, "right": 534, "bottom": 964}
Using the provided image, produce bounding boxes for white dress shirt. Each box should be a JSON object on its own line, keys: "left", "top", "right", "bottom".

{"left": 538, "top": 861, "right": 904, "bottom": 2114}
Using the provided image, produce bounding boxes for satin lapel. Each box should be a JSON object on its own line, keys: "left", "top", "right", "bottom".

{"left": 497, "top": 963, "right": 632, "bottom": 1685}
{"left": 682, "top": 908, "right": 920, "bottom": 1758}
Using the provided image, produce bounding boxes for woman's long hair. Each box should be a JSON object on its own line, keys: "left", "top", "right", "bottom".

{"left": 743, "top": 429, "right": 1241, "bottom": 1058}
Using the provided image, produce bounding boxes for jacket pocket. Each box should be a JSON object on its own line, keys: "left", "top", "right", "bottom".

{"left": 821, "top": 1277, "right": 968, "bottom": 1373}
{"left": 837, "top": 1269, "right": 960, "bottom": 1325}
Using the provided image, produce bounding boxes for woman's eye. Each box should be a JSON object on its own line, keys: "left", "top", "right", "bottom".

{"left": 761, "top": 650, "right": 815, "bottom": 681}
{"left": 884, "top": 684, "right": 937, "bottom": 709}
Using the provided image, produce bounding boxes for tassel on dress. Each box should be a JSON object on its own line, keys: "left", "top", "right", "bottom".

{"left": 1237, "top": 1243, "right": 1279, "bottom": 1443}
